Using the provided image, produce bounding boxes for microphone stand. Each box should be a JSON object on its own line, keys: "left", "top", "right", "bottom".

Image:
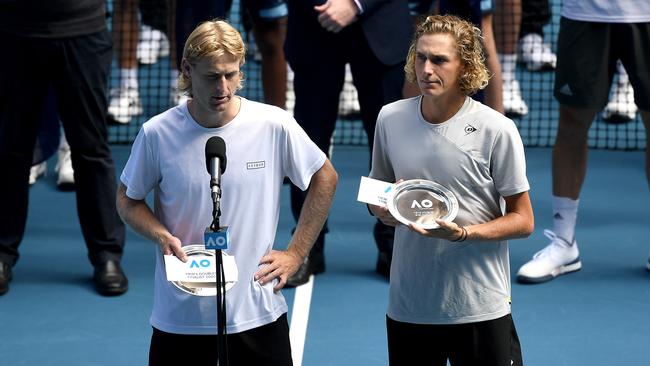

{"left": 211, "top": 185, "right": 228, "bottom": 366}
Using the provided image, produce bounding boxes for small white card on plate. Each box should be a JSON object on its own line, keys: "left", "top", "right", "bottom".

{"left": 357, "top": 176, "right": 394, "bottom": 207}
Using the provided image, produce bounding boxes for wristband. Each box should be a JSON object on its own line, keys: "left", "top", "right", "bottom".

{"left": 451, "top": 227, "right": 467, "bottom": 242}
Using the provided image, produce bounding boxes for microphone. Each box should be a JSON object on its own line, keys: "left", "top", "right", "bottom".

{"left": 204, "top": 136, "right": 230, "bottom": 250}
{"left": 205, "top": 136, "right": 227, "bottom": 206}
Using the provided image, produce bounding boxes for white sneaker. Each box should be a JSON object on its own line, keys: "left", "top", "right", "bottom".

{"left": 29, "top": 161, "right": 47, "bottom": 185}
{"left": 137, "top": 25, "right": 170, "bottom": 65}
{"left": 602, "top": 78, "right": 637, "bottom": 123}
{"left": 503, "top": 78, "right": 529, "bottom": 117}
{"left": 108, "top": 87, "right": 143, "bottom": 124}
{"left": 517, "top": 33, "right": 556, "bottom": 71}
{"left": 338, "top": 65, "right": 360, "bottom": 118}
{"left": 517, "top": 230, "right": 582, "bottom": 283}
{"left": 55, "top": 145, "right": 75, "bottom": 190}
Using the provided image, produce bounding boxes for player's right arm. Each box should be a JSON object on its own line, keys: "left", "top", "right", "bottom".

{"left": 116, "top": 183, "right": 187, "bottom": 262}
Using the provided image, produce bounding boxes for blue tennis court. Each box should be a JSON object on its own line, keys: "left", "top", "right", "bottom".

{"left": 1, "top": 144, "right": 648, "bottom": 366}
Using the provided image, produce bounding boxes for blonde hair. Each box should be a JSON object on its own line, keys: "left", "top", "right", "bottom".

{"left": 404, "top": 15, "right": 490, "bottom": 95}
{"left": 178, "top": 20, "right": 247, "bottom": 96}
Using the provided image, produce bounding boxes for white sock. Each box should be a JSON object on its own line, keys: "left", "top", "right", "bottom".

{"left": 499, "top": 53, "right": 517, "bottom": 82}
{"left": 552, "top": 196, "right": 579, "bottom": 244}
{"left": 119, "top": 68, "right": 138, "bottom": 90}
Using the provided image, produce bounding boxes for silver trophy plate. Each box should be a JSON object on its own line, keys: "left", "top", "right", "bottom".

{"left": 171, "top": 245, "right": 236, "bottom": 297}
{"left": 387, "top": 179, "right": 459, "bottom": 229}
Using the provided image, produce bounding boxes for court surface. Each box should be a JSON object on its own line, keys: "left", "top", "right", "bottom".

{"left": 1, "top": 145, "right": 649, "bottom": 366}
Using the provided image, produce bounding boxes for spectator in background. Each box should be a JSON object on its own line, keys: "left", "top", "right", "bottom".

{"left": 0, "top": 0, "right": 128, "bottom": 296}
{"left": 284, "top": 0, "right": 412, "bottom": 286}
{"left": 517, "top": 0, "right": 650, "bottom": 283}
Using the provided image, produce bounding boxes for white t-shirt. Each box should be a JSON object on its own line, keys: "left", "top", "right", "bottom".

{"left": 120, "top": 97, "right": 326, "bottom": 334}
{"left": 370, "top": 96, "right": 530, "bottom": 325}
{"left": 562, "top": 0, "right": 650, "bottom": 23}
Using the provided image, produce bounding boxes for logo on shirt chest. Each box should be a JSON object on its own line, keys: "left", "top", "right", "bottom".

{"left": 246, "top": 161, "right": 266, "bottom": 170}
{"left": 464, "top": 123, "right": 478, "bottom": 135}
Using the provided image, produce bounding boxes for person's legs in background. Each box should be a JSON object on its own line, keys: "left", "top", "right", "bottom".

{"left": 0, "top": 34, "right": 52, "bottom": 295}
{"left": 517, "top": 0, "right": 556, "bottom": 72}
{"left": 495, "top": 0, "right": 528, "bottom": 117}
{"left": 287, "top": 61, "right": 346, "bottom": 287}
{"left": 244, "top": 0, "right": 288, "bottom": 109}
{"left": 348, "top": 33, "right": 404, "bottom": 278}
{"left": 55, "top": 30, "right": 128, "bottom": 295}
{"left": 108, "top": 0, "right": 144, "bottom": 124}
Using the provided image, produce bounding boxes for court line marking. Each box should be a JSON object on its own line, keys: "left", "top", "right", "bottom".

{"left": 289, "top": 274, "right": 314, "bottom": 366}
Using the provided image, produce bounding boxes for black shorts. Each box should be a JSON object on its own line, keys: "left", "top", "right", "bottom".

{"left": 386, "top": 313, "right": 523, "bottom": 366}
{"left": 149, "top": 314, "right": 292, "bottom": 366}
{"left": 242, "top": 0, "right": 288, "bottom": 21}
{"left": 554, "top": 18, "right": 650, "bottom": 110}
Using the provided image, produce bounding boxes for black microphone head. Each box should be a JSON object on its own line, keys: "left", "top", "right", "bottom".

{"left": 205, "top": 136, "right": 227, "bottom": 174}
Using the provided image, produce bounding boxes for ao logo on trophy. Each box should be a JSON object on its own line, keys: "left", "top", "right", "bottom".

{"left": 190, "top": 259, "right": 212, "bottom": 268}
{"left": 411, "top": 199, "right": 435, "bottom": 209}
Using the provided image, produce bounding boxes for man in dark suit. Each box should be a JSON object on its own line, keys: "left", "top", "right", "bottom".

{"left": 285, "top": 0, "right": 411, "bottom": 286}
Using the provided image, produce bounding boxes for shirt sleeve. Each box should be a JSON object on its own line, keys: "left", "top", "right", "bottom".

{"left": 120, "top": 127, "right": 161, "bottom": 200}
{"left": 490, "top": 120, "right": 530, "bottom": 197}
{"left": 369, "top": 107, "right": 396, "bottom": 183}
{"left": 282, "top": 117, "right": 327, "bottom": 191}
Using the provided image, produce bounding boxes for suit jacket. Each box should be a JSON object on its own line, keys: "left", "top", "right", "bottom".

{"left": 285, "top": 0, "right": 411, "bottom": 66}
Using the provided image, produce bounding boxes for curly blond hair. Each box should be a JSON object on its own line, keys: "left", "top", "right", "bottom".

{"left": 404, "top": 15, "right": 490, "bottom": 96}
{"left": 178, "top": 20, "right": 247, "bottom": 96}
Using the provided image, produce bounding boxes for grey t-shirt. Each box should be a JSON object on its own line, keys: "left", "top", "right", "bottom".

{"left": 370, "top": 96, "right": 529, "bottom": 324}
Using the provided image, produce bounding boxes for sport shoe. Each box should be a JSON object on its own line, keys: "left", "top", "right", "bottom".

{"left": 503, "top": 78, "right": 529, "bottom": 117}
{"left": 517, "top": 33, "right": 556, "bottom": 72}
{"left": 602, "top": 77, "right": 637, "bottom": 124}
{"left": 108, "top": 87, "right": 143, "bottom": 124}
{"left": 55, "top": 144, "right": 75, "bottom": 191}
{"left": 137, "top": 24, "right": 170, "bottom": 65}
{"left": 29, "top": 161, "right": 47, "bottom": 185}
{"left": 517, "top": 229, "right": 582, "bottom": 283}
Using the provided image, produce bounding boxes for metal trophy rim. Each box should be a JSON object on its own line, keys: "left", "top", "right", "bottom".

{"left": 387, "top": 179, "right": 459, "bottom": 229}
{"left": 171, "top": 244, "right": 236, "bottom": 297}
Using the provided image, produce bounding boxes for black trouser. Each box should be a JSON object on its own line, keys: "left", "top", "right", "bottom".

{"left": 149, "top": 314, "right": 293, "bottom": 366}
{"left": 387, "top": 314, "right": 523, "bottom": 366}
{"left": 140, "top": 0, "right": 169, "bottom": 34}
{"left": 520, "top": 0, "right": 551, "bottom": 37}
{"left": 0, "top": 30, "right": 125, "bottom": 266}
{"left": 289, "top": 24, "right": 402, "bottom": 261}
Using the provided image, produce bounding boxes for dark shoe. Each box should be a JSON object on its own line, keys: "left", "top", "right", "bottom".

{"left": 0, "top": 262, "right": 12, "bottom": 295}
{"left": 286, "top": 255, "right": 325, "bottom": 288}
{"left": 93, "top": 260, "right": 128, "bottom": 296}
{"left": 376, "top": 251, "right": 391, "bottom": 279}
